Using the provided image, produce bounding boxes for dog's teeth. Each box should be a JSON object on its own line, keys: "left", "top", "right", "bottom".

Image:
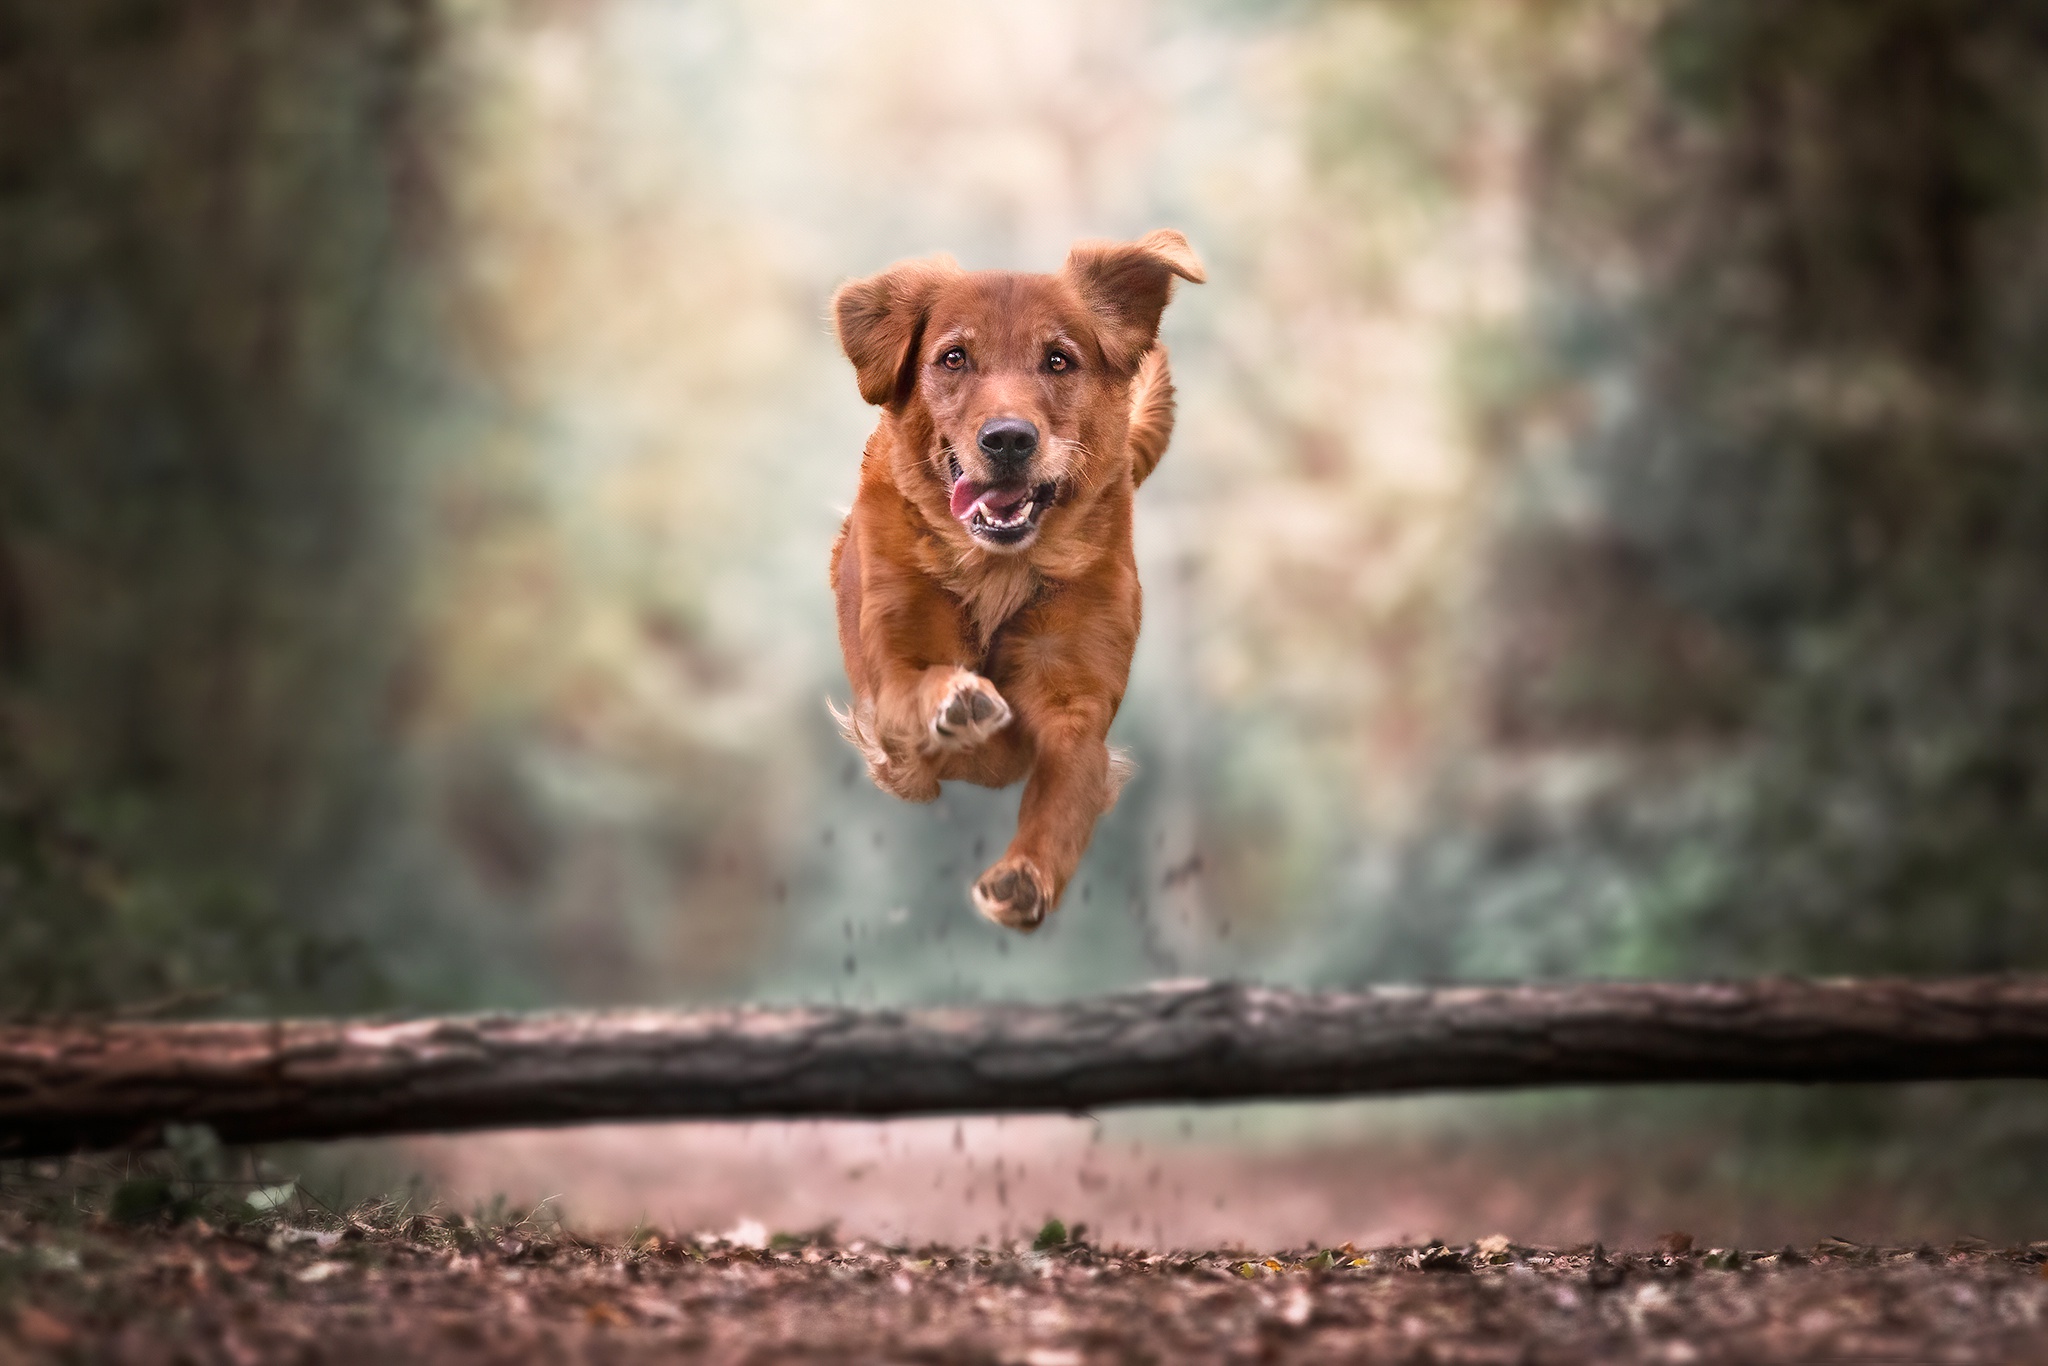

{"left": 978, "top": 502, "right": 1030, "bottom": 527}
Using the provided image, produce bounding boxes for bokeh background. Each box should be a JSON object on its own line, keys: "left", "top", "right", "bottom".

{"left": 7, "top": 0, "right": 2048, "bottom": 1246}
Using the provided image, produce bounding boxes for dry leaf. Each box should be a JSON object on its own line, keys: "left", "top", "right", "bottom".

{"left": 216, "top": 1246, "right": 259, "bottom": 1276}
{"left": 15, "top": 1307, "right": 74, "bottom": 1348}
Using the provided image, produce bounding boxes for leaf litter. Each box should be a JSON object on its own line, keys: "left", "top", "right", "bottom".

{"left": 4, "top": 1169, "right": 2048, "bottom": 1363}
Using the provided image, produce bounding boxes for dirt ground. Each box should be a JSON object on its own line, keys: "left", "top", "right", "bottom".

{"left": 391, "top": 1116, "right": 2017, "bottom": 1252}
{"left": 6, "top": 1198, "right": 2048, "bottom": 1365}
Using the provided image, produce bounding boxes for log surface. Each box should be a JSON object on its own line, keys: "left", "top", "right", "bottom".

{"left": 7, "top": 977, "right": 2048, "bottom": 1157}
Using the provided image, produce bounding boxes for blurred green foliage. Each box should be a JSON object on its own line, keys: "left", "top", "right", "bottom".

{"left": 3, "top": 0, "right": 2045, "bottom": 1000}
{"left": 1304, "top": 0, "right": 2048, "bottom": 987}
{"left": 0, "top": 0, "right": 445, "bottom": 1013}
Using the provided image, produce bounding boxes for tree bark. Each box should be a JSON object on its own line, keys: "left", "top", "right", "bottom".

{"left": 7, "top": 977, "right": 2048, "bottom": 1158}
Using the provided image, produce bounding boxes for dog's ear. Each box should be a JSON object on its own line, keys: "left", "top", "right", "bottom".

{"left": 833, "top": 257, "right": 959, "bottom": 408}
{"left": 1063, "top": 229, "right": 1205, "bottom": 373}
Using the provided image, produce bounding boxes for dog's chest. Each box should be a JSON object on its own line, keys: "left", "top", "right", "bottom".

{"left": 947, "top": 556, "right": 1041, "bottom": 648}
{"left": 914, "top": 523, "right": 1105, "bottom": 649}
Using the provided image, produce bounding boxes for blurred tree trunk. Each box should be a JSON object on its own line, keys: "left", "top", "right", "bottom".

{"left": 0, "top": 1, "right": 448, "bottom": 1012}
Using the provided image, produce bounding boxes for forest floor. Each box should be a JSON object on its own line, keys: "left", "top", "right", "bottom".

{"left": 5, "top": 1194, "right": 2048, "bottom": 1365}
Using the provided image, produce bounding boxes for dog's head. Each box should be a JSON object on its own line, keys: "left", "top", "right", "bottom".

{"left": 834, "top": 231, "right": 1204, "bottom": 553}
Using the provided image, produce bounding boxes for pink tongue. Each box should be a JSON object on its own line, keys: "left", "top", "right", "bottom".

{"left": 951, "top": 480, "right": 1030, "bottom": 521}
{"left": 949, "top": 478, "right": 984, "bottom": 520}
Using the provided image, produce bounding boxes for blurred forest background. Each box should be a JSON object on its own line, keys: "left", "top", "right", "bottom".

{"left": 6, "top": 0, "right": 2048, "bottom": 1239}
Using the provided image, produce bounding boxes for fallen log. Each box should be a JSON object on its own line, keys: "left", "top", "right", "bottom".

{"left": 7, "top": 976, "right": 2048, "bottom": 1158}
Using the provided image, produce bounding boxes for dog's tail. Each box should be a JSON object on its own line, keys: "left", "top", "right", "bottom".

{"left": 1127, "top": 345, "right": 1177, "bottom": 488}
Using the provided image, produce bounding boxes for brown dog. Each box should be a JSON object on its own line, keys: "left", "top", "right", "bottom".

{"left": 828, "top": 231, "right": 1204, "bottom": 932}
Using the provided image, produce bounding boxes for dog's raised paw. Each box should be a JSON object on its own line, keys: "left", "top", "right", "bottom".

{"left": 970, "top": 856, "right": 1049, "bottom": 932}
{"left": 928, "top": 670, "right": 1012, "bottom": 751}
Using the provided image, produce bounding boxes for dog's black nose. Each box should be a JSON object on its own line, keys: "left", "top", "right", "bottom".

{"left": 977, "top": 417, "right": 1039, "bottom": 468}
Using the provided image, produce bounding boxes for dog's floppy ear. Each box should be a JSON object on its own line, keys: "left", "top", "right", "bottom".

{"left": 1064, "top": 229, "right": 1205, "bottom": 373}
{"left": 833, "top": 256, "right": 959, "bottom": 408}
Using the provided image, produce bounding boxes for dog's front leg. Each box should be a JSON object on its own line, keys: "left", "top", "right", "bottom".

{"left": 834, "top": 524, "right": 1015, "bottom": 801}
{"left": 970, "top": 578, "right": 1140, "bottom": 932}
{"left": 971, "top": 695, "right": 1118, "bottom": 933}
{"left": 843, "top": 665, "right": 1017, "bottom": 805}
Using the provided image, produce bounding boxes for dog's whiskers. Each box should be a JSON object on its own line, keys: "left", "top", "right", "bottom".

{"left": 1051, "top": 436, "right": 1104, "bottom": 494}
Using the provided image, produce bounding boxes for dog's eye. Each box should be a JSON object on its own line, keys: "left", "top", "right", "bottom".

{"left": 939, "top": 347, "right": 967, "bottom": 371}
{"left": 1046, "top": 350, "right": 1073, "bottom": 373}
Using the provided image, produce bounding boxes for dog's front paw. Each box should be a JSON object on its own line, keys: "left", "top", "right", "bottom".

{"left": 970, "top": 855, "right": 1051, "bottom": 933}
{"left": 927, "top": 669, "right": 1012, "bottom": 752}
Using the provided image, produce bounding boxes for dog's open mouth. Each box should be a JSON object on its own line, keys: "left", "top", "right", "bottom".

{"left": 947, "top": 450, "right": 1055, "bottom": 548}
